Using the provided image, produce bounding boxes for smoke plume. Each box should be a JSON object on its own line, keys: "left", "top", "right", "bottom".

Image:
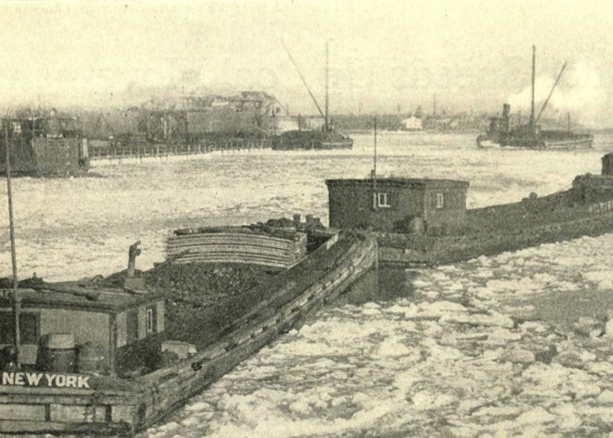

{"left": 507, "top": 61, "right": 605, "bottom": 127}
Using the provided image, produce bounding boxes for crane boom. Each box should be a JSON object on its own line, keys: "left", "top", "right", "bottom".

{"left": 281, "top": 40, "right": 327, "bottom": 122}
{"left": 535, "top": 62, "right": 567, "bottom": 124}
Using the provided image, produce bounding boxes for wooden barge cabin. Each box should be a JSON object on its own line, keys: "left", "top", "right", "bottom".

{"left": 0, "top": 284, "right": 166, "bottom": 377}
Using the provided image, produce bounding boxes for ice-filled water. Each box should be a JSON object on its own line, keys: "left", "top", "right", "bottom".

{"left": 2, "top": 132, "right": 613, "bottom": 437}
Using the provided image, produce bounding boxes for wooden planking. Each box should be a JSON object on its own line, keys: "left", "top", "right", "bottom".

{"left": 0, "top": 419, "right": 130, "bottom": 434}
{"left": 167, "top": 231, "right": 307, "bottom": 268}
{"left": 50, "top": 404, "right": 108, "bottom": 423}
{"left": 0, "top": 404, "right": 46, "bottom": 421}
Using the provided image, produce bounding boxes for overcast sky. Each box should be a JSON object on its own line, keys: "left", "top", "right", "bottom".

{"left": 1, "top": 0, "right": 612, "bottom": 125}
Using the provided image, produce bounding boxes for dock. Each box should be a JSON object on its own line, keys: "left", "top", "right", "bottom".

{"left": 88, "top": 138, "right": 271, "bottom": 161}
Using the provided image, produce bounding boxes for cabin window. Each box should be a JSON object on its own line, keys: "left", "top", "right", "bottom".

{"left": 126, "top": 309, "right": 138, "bottom": 344}
{"left": 0, "top": 312, "right": 39, "bottom": 345}
{"left": 146, "top": 306, "right": 157, "bottom": 334}
{"left": 436, "top": 193, "right": 445, "bottom": 209}
{"left": 377, "top": 192, "right": 391, "bottom": 208}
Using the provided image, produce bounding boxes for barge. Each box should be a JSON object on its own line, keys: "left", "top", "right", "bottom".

{"left": 327, "top": 153, "right": 613, "bottom": 267}
{"left": 271, "top": 129, "right": 353, "bottom": 151}
{"left": 272, "top": 41, "right": 353, "bottom": 151}
{"left": 0, "top": 227, "right": 377, "bottom": 435}
{"left": 1, "top": 112, "right": 89, "bottom": 177}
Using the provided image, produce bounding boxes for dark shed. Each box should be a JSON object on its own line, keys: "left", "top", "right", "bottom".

{"left": 326, "top": 177, "right": 469, "bottom": 233}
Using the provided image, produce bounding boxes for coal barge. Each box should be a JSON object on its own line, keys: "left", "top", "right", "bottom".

{"left": 0, "top": 224, "right": 377, "bottom": 435}
{"left": 328, "top": 153, "right": 613, "bottom": 267}
{"left": 477, "top": 45, "right": 593, "bottom": 150}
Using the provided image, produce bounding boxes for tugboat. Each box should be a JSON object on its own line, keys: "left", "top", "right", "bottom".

{"left": 271, "top": 41, "right": 353, "bottom": 151}
{"left": 477, "top": 46, "right": 593, "bottom": 150}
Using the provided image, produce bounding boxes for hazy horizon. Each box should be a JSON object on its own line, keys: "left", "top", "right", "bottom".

{"left": 1, "top": 0, "right": 612, "bottom": 127}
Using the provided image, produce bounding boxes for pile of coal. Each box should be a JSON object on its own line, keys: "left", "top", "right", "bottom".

{"left": 144, "top": 263, "right": 277, "bottom": 304}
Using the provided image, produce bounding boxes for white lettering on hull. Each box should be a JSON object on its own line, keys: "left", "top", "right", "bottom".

{"left": 1, "top": 372, "right": 90, "bottom": 389}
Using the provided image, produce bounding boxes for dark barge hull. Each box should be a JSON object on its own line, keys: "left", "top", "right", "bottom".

{"left": 271, "top": 131, "right": 353, "bottom": 151}
{"left": 378, "top": 197, "right": 613, "bottom": 267}
{"left": 0, "top": 233, "right": 377, "bottom": 435}
{"left": 477, "top": 132, "right": 594, "bottom": 150}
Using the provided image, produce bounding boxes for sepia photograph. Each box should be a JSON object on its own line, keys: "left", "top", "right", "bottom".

{"left": 1, "top": 0, "right": 613, "bottom": 436}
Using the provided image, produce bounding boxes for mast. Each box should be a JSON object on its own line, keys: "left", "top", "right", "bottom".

{"left": 535, "top": 62, "right": 567, "bottom": 124}
{"left": 530, "top": 45, "right": 536, "bottom": 126}
{"left": 281, "top": 40, "right": 327, "bottom": 123}
{"left": 4, "top": 120, "right": 21, "bottom": 369}
{"left": 372, "top": 117, "right": 377, "bottom": 210}
{"left": 325, "top": 41, "right": 329, "bottom": 131}
{"left": 433, "top": 93, "right": 437, "bottom": 117}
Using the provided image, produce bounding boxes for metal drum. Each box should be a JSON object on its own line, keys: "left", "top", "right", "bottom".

{"left": 409, "top": 217, "right": 426, "bottom": 235}
{"left": 37, "top": 333, "right": 76, "bottom": 373}
{"left": 77, "top": 342, "right": 105, "bottom": 374}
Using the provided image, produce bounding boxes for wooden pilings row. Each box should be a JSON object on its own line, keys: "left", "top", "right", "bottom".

{"left": 88, "top": 139, "right": 270, "bottom": 161}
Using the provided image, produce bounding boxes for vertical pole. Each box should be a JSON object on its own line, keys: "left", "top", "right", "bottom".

{"left": 325, "top": 41, "right": 329, "bottom": 131}
{"left": 433, "top": 93, "right": 437, "bottom": 117}
{"left": 568, "top": 112, "right": 571, "bottom": 134}
{"left": 372, "top": 117, "right": 377, "bottom": 210}
{"left": 530, "top": 45, "right": 536, "bottom": 126}
{"left": 4, "top": 121, "right": 21, "bottom": 369}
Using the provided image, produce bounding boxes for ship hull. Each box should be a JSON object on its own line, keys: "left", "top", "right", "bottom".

{"left": 271, "top": 130, "right": 353, "bottom": 151}
{"left": 477, "top": 133, "right": 593, "bottom": 150}
{"left": 0, "top": 233, "right": 377, "bottom": 435}
{"left": 378, "top": 194, "right": 613, "bottom": 267}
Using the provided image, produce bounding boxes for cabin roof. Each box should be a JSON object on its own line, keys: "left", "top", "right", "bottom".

{"left": 326, "top": 178, "right": 469, "bottom": 190}
{"left": 0, "top": 281, "right": 163, "bottom": 313}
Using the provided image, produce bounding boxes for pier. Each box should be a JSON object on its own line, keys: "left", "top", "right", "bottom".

{"left": 87, "top": 138, "right": 272, "bottom": 161}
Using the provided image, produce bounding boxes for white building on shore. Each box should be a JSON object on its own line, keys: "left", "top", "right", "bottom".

{"left": 402, "top": 115, "right": 423, "bottom": 131}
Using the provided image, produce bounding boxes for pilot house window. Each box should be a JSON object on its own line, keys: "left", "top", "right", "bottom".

{"left": 146, "top": 307, "right": 157, "bottom": 334}
{"left": 436, "top": 193, "right": 445, "bottom": 209}
{"left": 377, "top": 192, "right": 391, "bottom": 208}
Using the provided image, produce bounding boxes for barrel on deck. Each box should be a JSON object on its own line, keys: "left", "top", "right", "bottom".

{"left": 77, "top": 342, "right": 105, "bottom": 374}
{"left": 37, "top": 333, "right": 76, "bottom": 373}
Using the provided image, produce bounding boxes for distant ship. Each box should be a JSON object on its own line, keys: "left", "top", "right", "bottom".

{"left": 271, "top": 129, "right": 353, "bottom": 150}
{"left": 272, "top": 41, "right": 353, "bottom": 151}
{"left": 477, "top": 46, "right": 593, "bottom": 150}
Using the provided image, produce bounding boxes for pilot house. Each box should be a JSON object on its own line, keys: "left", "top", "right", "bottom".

{"left": 0, "top": 284, "right": 165, "bottom": 376}
{"left": 326, "top": 178, "right": 469, "bottom": 233}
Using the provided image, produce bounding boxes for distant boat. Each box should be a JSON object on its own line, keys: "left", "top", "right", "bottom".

{"left": 477, "top": 46, "right": 593, "bottom": 150}
{"left": 271, "top": 129, "right": 353, "bottom": 150}
{"left": 272, "top": 41, "right": 353, "bottom": 151}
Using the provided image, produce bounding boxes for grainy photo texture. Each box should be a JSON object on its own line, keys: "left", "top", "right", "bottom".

{"left": 1, "top": 1, "right": 613, "bottom": 437}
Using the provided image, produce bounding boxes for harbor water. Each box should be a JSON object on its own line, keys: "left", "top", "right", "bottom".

{"left": 2, "top": 132, "right": 613, "bottom": 437}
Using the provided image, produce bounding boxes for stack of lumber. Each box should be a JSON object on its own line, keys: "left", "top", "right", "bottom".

{"left": 166, "top": 227, "right": 307, "bottom": 268}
